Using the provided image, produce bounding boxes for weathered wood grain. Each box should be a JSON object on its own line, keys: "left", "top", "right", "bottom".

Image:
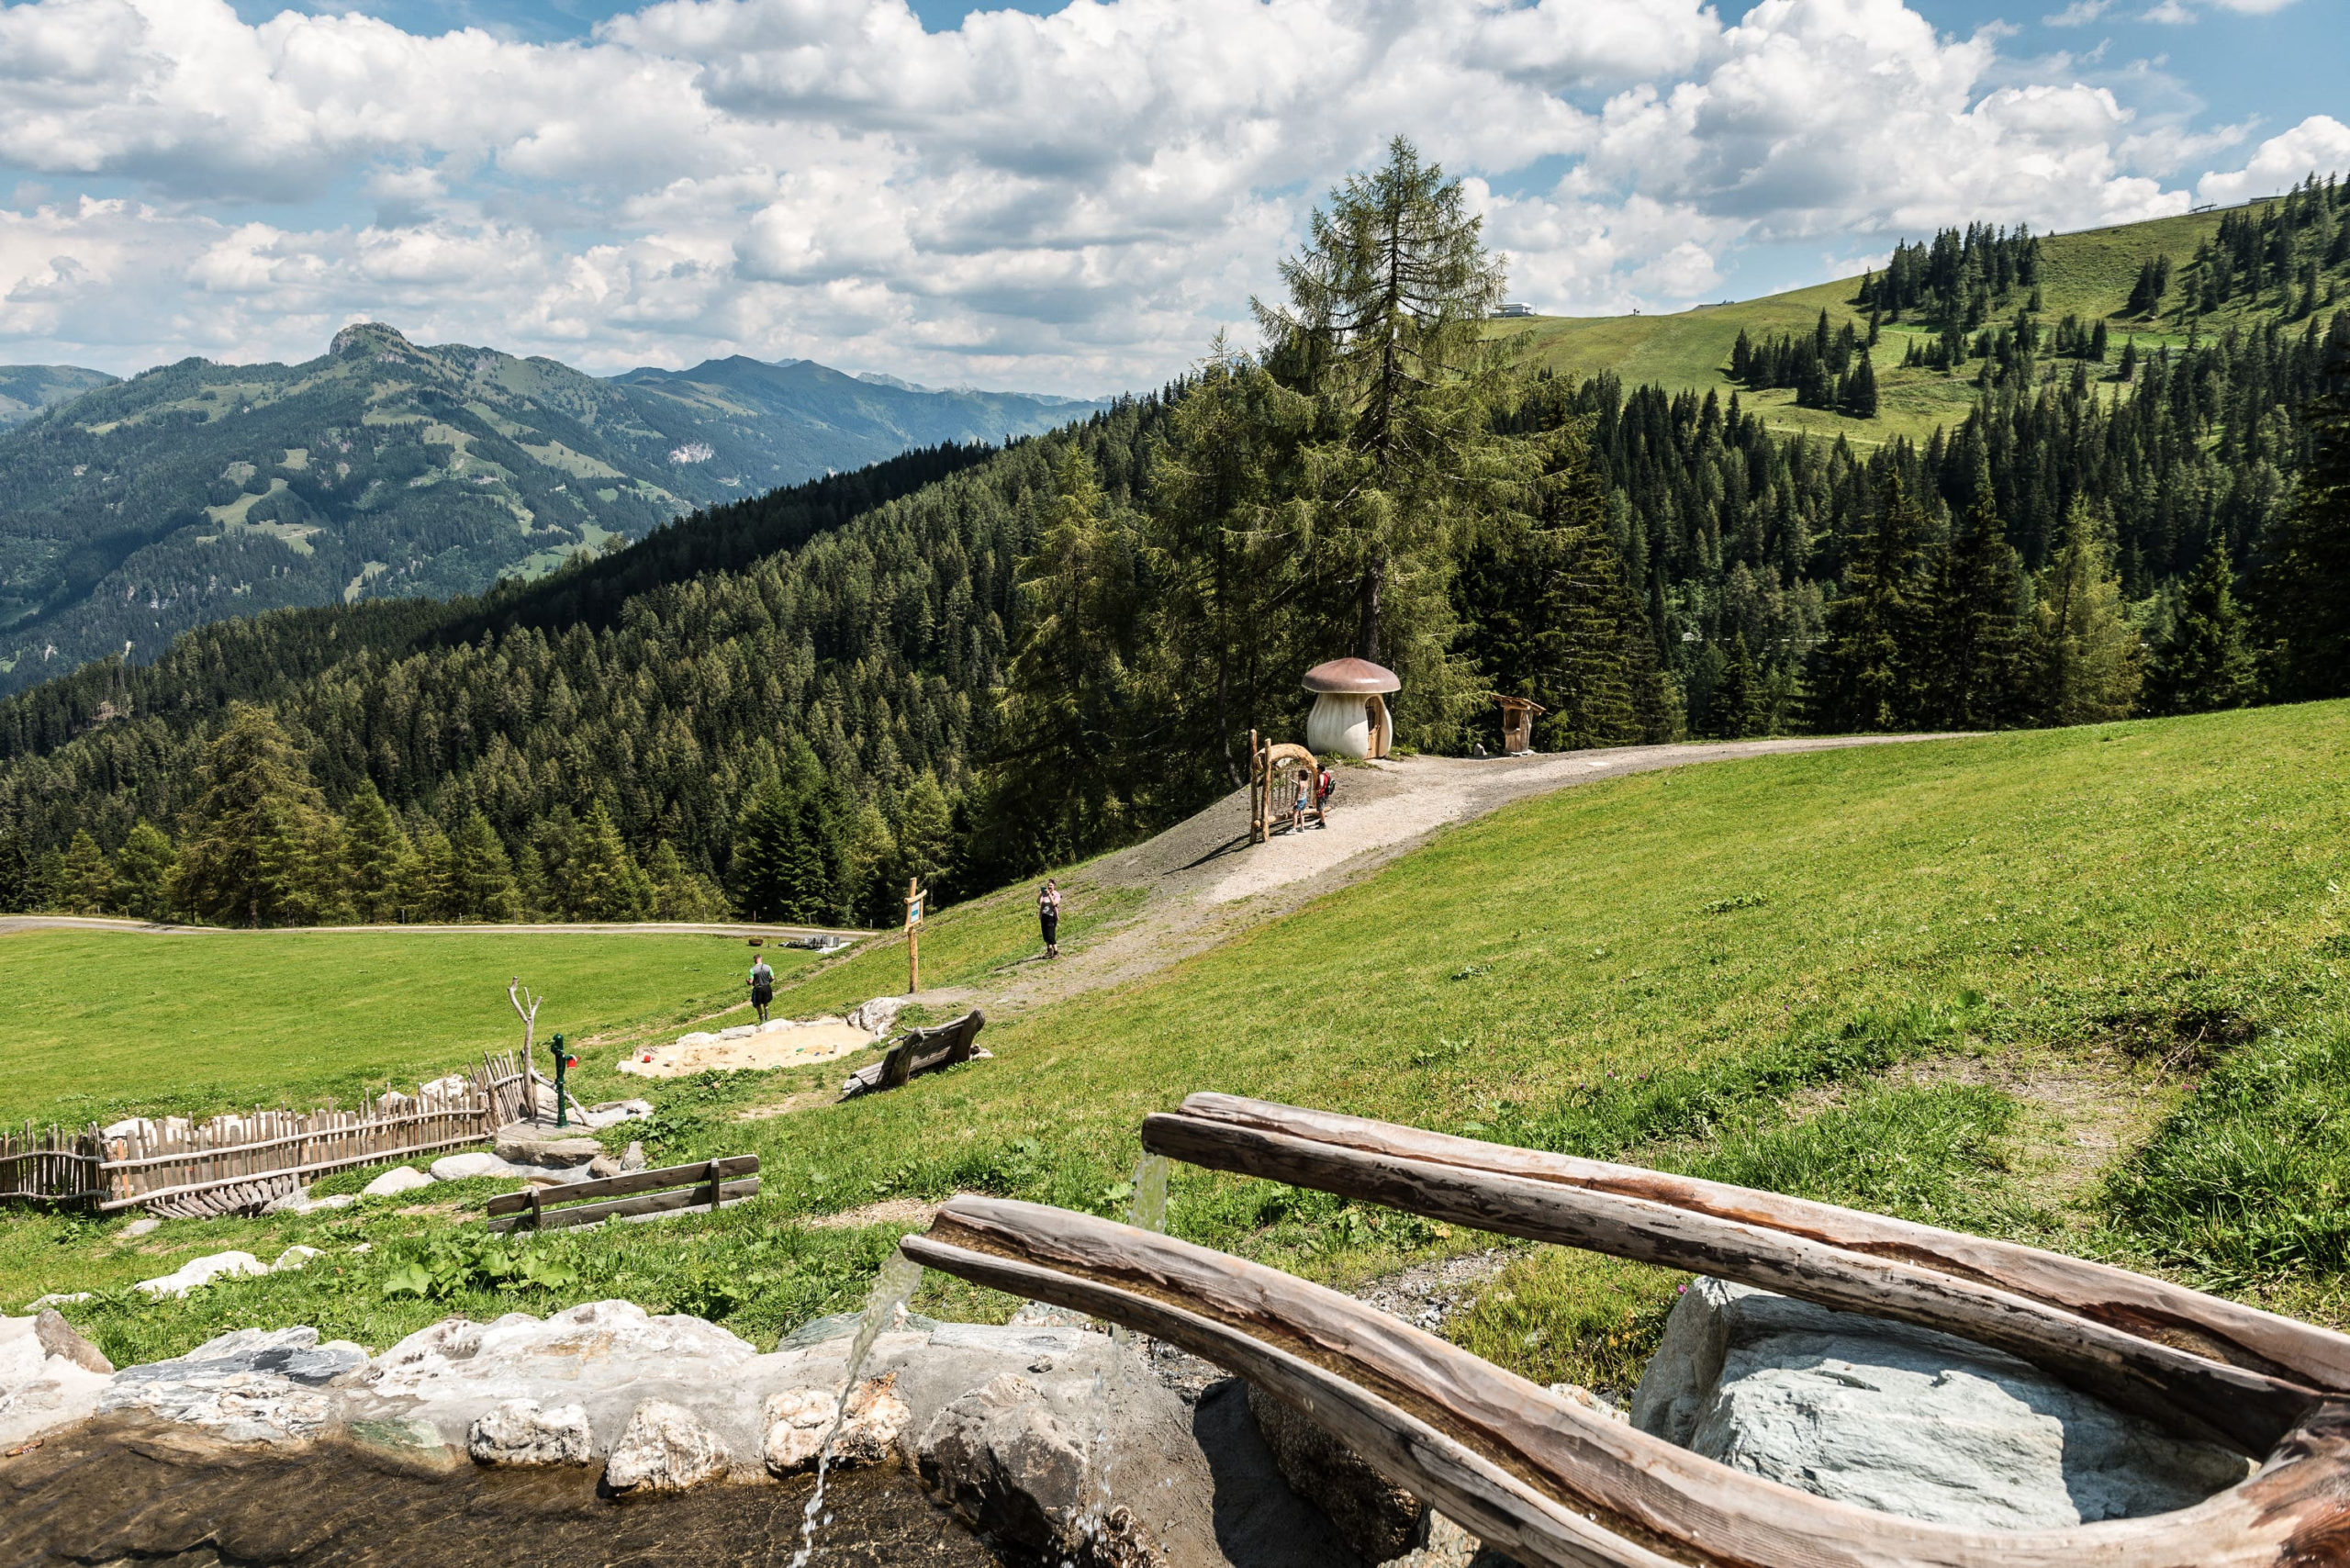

{"left": 1164, "top": 1093, "right": 2350, "bottom": 1392}
{"left": 487, "top": 1177, "right": 759, "bottom": 1233}
{"left": 481, "top": 1155, "right": 758, "bottom": 1216}
{"left": 910, "top": 1195, "right": 2350, "bottom": 1568}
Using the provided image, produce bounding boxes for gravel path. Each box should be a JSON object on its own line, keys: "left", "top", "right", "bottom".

{"left": 964, "top": 734, "right": 1956, "bottom": 1022}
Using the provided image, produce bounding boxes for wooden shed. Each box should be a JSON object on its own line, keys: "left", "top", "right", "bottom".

{"left": 1494, "top": 695, "right": 1545, "bottom": 756}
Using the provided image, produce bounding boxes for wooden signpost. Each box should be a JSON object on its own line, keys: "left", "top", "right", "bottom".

{"left": 905, "top": 877, "right": 924, "bottom": 993}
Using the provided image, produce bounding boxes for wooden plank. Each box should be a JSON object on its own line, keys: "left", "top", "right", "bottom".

{"left": 1160, "top": 1092, "right": 2350, "bottom": 1394}
{"left": 1140, "top": 1105, "right": 2316, "bottom": 1455}
{"left": 908, "top": 1196, "right": 2350, "bottom": 1568}
{"left": 483, "top": 1157, "right": 758, "bottom": 1216}
{"left": 488, "top": 1178, "right": 759, "bottom": 1233}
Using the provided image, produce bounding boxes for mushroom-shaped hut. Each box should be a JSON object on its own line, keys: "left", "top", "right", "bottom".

{"left": 1303, "top": 657, "right": 1400, "bottom": 760}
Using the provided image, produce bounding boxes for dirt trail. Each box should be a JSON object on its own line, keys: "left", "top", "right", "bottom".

{"left": 938, "top": 734, "right": 1953, "bottom": 1023}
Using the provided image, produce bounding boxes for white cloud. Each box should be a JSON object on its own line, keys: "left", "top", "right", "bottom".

{"left": 0, "top": 0, "right": 2336, "bottom": 391}
{"left": 2196, "top": 116, "right": 2350, "bottom": 207}
{"left": 2042, "top": 1, "right": 2112, "bottom": 24}
{"left": 2140, "top": 2, "right": 2198, "bottom": 21}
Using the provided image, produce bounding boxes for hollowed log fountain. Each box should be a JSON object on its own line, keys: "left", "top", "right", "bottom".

{"left": 904, "top": 1093, "right": 2350, "bottom": 1568}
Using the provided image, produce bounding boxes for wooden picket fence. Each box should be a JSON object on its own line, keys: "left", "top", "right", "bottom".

{"left": 0, "top": 1049, "right": 543, "bottom": 1218}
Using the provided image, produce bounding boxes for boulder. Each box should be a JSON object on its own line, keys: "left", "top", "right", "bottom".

{"left": 419, "top": 1073, "right": 471, "bottom": 1100}
{"left": 0, "top": 1312, "right": 114, "bottom": 1447}
{"left": 270, "top": 1246, "right": 322, "bottom": 1272}
{"left": 602, "top": 1397, "right": 731, "bottom": 1493}
{"left": 431, "top": 1151, "right": 521, "bottom": 1182}
{"left": 917, "top": 1372, "right": 1100, "bottom": 1558}
{"left": 580, "top": 1098, "right": 654, "bottom": 1129}
{"left": 587, "top": 1153, "right": 621, "bottom": 1179}
{"left": 134, "top": 1249, "right": 269, "bottom": 1298}
{"left": 362, "top": 1166, "right": 434, "bottom": 1198}
{"left": 98, "top": 1326, "right": 364, "bottom": 1446}
{"left": 848, "top": 996, "right": 908, "bottom": 1036}
{"left": 1630, "top": 1278, "right": 2256, "bottom": 1530}
{"left": 493, "top": 1127, "right": 603, "bottom": 1168}
{"left": 1246, "top": 1379, "right": 1423, "bottom": 1563}
{"left": 620, "top": 1140, "right": 647, "bottom": 1171}
{"left": 764, "top": 1374, "right": 911, "bottom": 1473}
{"left": 34, "top": 1309, "right": 111, "bottom": 1374}
{"left": 467, "top": 1397, "right": 594, "bottom": 1465}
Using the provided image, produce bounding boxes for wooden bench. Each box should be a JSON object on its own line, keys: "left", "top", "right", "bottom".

{"left": 485, "top": 1155, "right": 758, "bottom": 1234}
{"left": 840, "top": 1008, "right": 988, "bottom": 1099}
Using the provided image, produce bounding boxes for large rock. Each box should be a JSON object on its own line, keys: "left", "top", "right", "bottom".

{"left": 493, "top": 1127, "right": 604, "bottom": 1168}
{"left": 0, "top": 1313, "right": 114, "bottom": 1448}
{"left": 918, "top": 1371, "right": 1157, "bottom": 1566}
{"left": 362, "top": 1166, "right": 434, "bottom": 1198}
{"left": 98, "top": 1326, "right": 365, "bottom": 1446}
{"left": 431, "top": 1151, "right": 522, "bottom": 1182}
{"left": 1630, "top": 1278, "right": 2256, "bottom": 1529}
{"left": 602, "top": 1397, "right": 731, "bottom": 1493}
{"left": 764, "top": 1375, "right": 911, "bottom": 1473}
{"left": 1245, "top": 1379, "right": 1423, "bottom": 1563}
{"left": 133, "top": 1249, "right": 270, "bottom": 1298}
{"left": 467, "top": 1397, "right": 594, "bottom": 1465}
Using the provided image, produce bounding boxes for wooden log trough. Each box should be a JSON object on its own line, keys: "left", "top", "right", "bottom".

{"left": 902, "top": 1092, "right": 2350, "bottom": 1568}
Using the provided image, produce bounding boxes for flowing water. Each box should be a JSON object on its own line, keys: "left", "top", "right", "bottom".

{"left": 1064, "top": 1151, "right": 1176, "bottom": 1566}
{"left": 788, "top": 1249, "right": 926, "bottom": 1568}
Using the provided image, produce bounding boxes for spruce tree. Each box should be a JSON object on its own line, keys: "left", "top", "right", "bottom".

{"left": 729, "top": 778, "right": 797, "bottom": 923}
{"left": 111, "top": 822, "right": 176, "bottom": 921}
{"left": 1844, "top": 350, "right": 1878, "bottom": 419}
{"left": 1710, "top": 635, "right": 1762, "bottom": 738}
{"left": 342, "top": 781, "right": 411, "bottom": 924}
{"left": 568, "top": 801, "right": 652, "bottom": 921}
{"left": 1917, "top": 466, "right": 2028, "bottom": 729}
{"left": 2151, "top": 534, "right": 2260, "bottom": 713}
{"left": 57, "top": 830, "right": 112, "bottom": 914}
{"left": 2259, "top": 335, "right": 2350, "bottom": 698}
{"left": 449, "top": 811, "right": 522, "bottom": 922}
{"left": 170, "top": 704, "right": 334, "bottom": 927}
{"left": 1811, "top": 474, "right": 1929, "bottom": 731}
{"left": 2031, "top": 498, "right": 2144, "bottom": 724}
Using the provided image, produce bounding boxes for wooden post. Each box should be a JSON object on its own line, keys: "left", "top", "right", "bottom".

{"left": 1248, "top": 728, "right": 1261, "bottom": 843}
{"left": 905, "top": 877, "right": 923, "bottom": 994}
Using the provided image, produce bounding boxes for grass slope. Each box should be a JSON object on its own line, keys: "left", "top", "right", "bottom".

{"left": 1492, "top": 202, "right": 2288, "bottom": 445}
{"left": 7, "top": 704, "right": 2349, "bottom": 1380}
{"left": 0, "top": 930, "right": 809, "bottom": 1127}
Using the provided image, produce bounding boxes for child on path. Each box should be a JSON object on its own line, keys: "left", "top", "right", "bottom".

{"left": 1292, "top": 769, "right": 1311, "bottom": 832}
{"left": 747, "top": 954, "right": 776, "bottom": 1023}
{"left": 1038, "top": 879, "right": 1062, "bottom": 958}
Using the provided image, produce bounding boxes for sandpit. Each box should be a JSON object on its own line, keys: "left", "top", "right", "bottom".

{"left": 617, "top": 1017, "right": 878, "bottom": 1078}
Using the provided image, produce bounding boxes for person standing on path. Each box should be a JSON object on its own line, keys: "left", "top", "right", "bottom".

{"left": 1038, "top": 879, "right": 1062, "bottom": 959}
{"left": 1291, "top": 769, "right": 1311, "bottom": 833}
{"left": 1317, "top": 765, "right": 1335, "bottom": 825}
{"left": 747, "top": 953, "right": 776, "bottom": 1024}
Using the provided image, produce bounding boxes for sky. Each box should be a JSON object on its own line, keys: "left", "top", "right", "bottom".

{"left": 0, "top": 0, "right": 2343, "bottom": 396}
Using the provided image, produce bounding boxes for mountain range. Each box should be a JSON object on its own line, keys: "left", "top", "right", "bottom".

{"left": 0, "top": 325, "right": 1104, "bottom": 694}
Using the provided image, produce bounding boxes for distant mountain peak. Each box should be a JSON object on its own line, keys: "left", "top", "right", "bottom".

{"left": 330, "top": 321, "right": 416, "bottom": 359}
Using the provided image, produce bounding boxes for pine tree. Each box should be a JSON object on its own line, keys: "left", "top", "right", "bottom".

{"left": 568, "top": 801, "right": 652, "bottom": 922}
{"left": 890, "top": 773, "right": 957, "bottom": 907}
{"left": 1811, "top": 475, "right": 1930, "bottom": 731}
{"left": 646, "top": 840, "right": 726, "bottom": 921}
{"left": 2031, "top": 498, "right": 2144, "bottom": 724}
{"left": 2259, "top": 333, "right": 2350, "bottom": 698}
{"left": 1916, "top": 466, "right": 2028, "bottom": 730}
{"left": 111, "top": 822, "right": 176, "bottom": 920}
{"left": 1843, "top": 350, "right": 1878, "bottom": 419}
{"left": 1256, "top": 135, "right": 1508, "bottom": 678}
{"left": 1710, "top": 634, "right": 1762, "bottom": 738}
{"left": 56, "top": 830, "right": 112, "bottom": 914}
{"left": 448, "top": 811, "right": 522, "bottom": 922}
{"left": 342, "top": 782, "right": 412, "bottom": 924}
{"left": 2151, "top": 534, "right": 2260, "bottom": 713}
{"left": 729, "top": 778, "right": 798, "bottom": 923}
{"left": 404, "top": 823, "right": 454, "bottom": 923}
{"left": 169, "top": 704, "right": 335, "bottom": 927}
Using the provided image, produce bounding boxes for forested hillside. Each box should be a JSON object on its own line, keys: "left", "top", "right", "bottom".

{"left": 0, "top": 150, "right": 2344, "bottom": 930}
{"left": 0, "top": 325, "right": 1102, "bottom": 696}
{"left": 0, "top": 364, "right": 114, "bottom": 431}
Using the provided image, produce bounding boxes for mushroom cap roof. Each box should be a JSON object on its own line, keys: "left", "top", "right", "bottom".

{"left": 1302, "top": 656, "right": 1402, "bottom": 694}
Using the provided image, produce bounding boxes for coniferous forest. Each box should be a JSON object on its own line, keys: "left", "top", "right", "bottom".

{"left": 2, "top": 144, "right": 2347, "bottom": 929}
